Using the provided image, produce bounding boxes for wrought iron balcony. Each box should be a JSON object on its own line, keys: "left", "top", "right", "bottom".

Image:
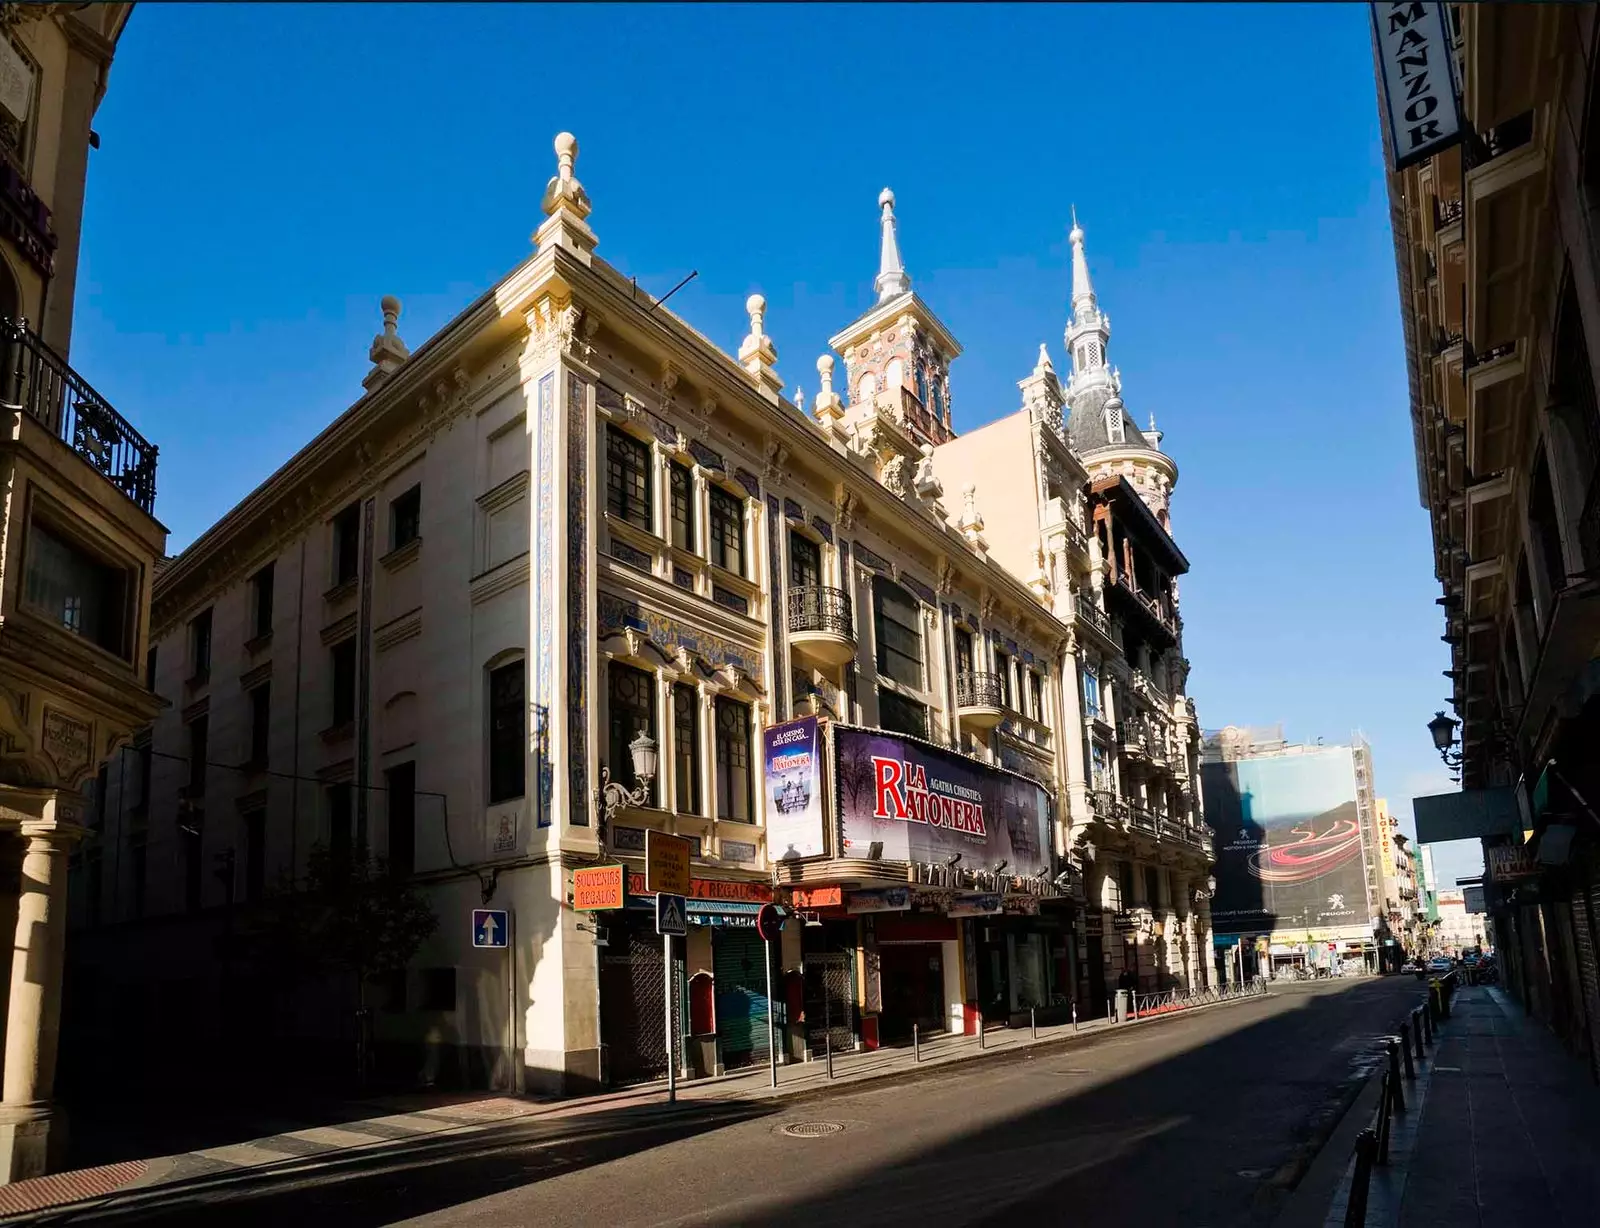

{"left": 955, "top": 669, "right": 1003, "bottom": 710}
{"left": 1434, "top": 196, "right": 1464, "bottom": 229}
{"left": 787, "top": 585, "right": 855, "bottom": 667}
{"left": 2, "top": 317, "right": 157, "bottom": 512}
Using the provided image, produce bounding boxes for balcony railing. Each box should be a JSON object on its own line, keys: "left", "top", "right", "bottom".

{"left": 787, "top": 584, "right": 853, "bottom": 638}
{"left": 955, "top": 670, "right": 1002, "bottom": 709}
{"left": 2, "top": 317, "right": 157, "bottom": 512}
{"left": 1434, "top": 196, "right": 1464, "bottom": 229}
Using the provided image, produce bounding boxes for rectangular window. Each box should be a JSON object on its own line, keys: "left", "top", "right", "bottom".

{"left": 1083, "top": 668, "right": 1101, "bottom": 719}
{"left": 251, "top": 562, "right": 275, "bottom": 639}
{"left": 249, "top": 683, "right": 271, "bottom": 768}
{"left": 387, "top": 761, "right": 416, "bottom": 877}
{"left": 669, "top": 461, "right": 694, "bottom": 552}
{"left": 994, "top": 650, "right": 1013, "bottom": 709}
{"left": 391, "top": 484, "right": 422, "bottom": 550}
{"left": 332, "top": 503, "right": 361, "bottom": 586}
{"left": 873, "top": 578, "right": 923, "bottom": 688}
{"left": 1117, "top": 861, "right": 1134, "bottom": 911}
{"left": 488, "top": 660, "right": 526, "bottom": 804}
{"left": 605, "top": 427, "right": 652, "bottom": 530}
{"left": 672, "top": 683, "right": 700, "bottom": 815}
{"left": 327, "top": 783, "right": 354, "bottom": 867}
{"left": 714, "top": 696, "right": 752, "bottom": 822}
{"left": 789, "top": 533, "right": 822, "bottom": 589}
{"left": 243, "top": 810, "right": 266, "bottom": 904}
{"left": 145, "top": 646, "right": 158, "bottom": 690}
{"left": 23, "top": 521, "right": 129, "bottom": 656}
{"left": 607, "top": 662, "right": 657, "bottom": 807}
{"left": 330, "top": 639, "right": 357, "bottom": 727}
{"left": 709, "top": 486, "right": 745, "bottom": 576}
{"left": 877, "top": 687, "right": 929, "bottom": 740}
{"left": 189, "top": 609, "right": 213, "bottom": 682}
{"left": 1090, "top": 742, "right": 1110, "bottom": 790}
{"left": 1145, "top": 865, "right": 1161, "bottom": 908}
{"left": 186, "top": 715, "right": 208, "bottom": 796}
{"left": 954, "top": 626, "right": 974, "bottom": 676}
{"left": 1028, "top": 670, "right": 1044, "bottom": 721}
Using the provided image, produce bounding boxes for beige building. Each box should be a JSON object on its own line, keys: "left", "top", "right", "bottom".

{"left": 70, "top": 134, "right": 1210, "bottom": 1098}
{"left": 1435, "top": 890, "right": 1488, "bottom": 956}
{"left": 0, "top": 3, "right": 162, "bottom": 1182}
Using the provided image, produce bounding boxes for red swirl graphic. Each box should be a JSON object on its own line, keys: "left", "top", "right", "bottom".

{"left": 1247, "top": 818, "right": 1363, "bottom": 885}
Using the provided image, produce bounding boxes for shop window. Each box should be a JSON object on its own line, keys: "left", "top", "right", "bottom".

{"left": 714, "top": 696, "right": 752, "bottom": 821}
{"left": 873, "top": 577, "right": 923, "bottom": 687}
{"left": 487, "top": 659, "right": 526, "bottom": 804}
{"left": 606, "top": 427, "right": 652, "bottom": 530}
{"left": 673, "top": 683, "right": 700, "bottom": 815}
{"left": 710, "top": 486, "right": 745, "bottom": 576}
{"left": 23, "top": 520, "right": 130, "bottom": 657}
{"left": 607, "top": 662, "right": 657, "bottom": 805}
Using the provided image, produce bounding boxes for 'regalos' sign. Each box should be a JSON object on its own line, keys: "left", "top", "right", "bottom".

{"left": 1371, "top": 2, "right": 1464, "bottom": 171}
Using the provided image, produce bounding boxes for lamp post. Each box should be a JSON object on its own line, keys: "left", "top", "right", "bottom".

{"left": 1427, "top": 710, "right": 1464, "bottom": 775}
{"left": 596, "top": 732, "right": 658, "bottom": 836}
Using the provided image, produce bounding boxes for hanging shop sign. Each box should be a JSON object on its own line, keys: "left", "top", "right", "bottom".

{"left": 1486, "top": 841, "right": 1539, "bottom": 883}
{"left": 763, "top": 715, "right": 827, "bottom": 860}
{"left": 1003, "top": 897, "right": 1042, "bottom": 917}
{"left": 832, "top": 724, "right": 1053, "bottom": 878}
{"left": 572, "top": 864, "right": 626, "bottom": 911}
{"left": 946, "top": 894, "right": 1004, "bottom": 918}
{"left": 846, "top": 887, "right": 912, "bottom": 915}
{"left": 1371, "top": 2, "right": 1464, "bottom": 171}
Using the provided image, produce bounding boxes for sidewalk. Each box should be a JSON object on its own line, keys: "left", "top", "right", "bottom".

{"left": 0, "top": 989, "right": 1265, "bottom": 1221}
{"left": 1322, "top": 984, "right": 1600, "bottom": 1227}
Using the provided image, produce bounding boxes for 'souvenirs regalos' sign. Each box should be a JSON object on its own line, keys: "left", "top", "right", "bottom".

{"left": 1372, "top": 2, "right": 1463, "bottom": 171}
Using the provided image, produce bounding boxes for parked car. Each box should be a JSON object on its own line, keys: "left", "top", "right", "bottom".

{"left": 1427, "top": 956, "right": 1454, "bottom": 975}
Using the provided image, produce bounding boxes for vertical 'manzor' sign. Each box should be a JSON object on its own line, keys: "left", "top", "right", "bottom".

{"left": 1372, "top": 2, "right": 1464, "bottom": 171}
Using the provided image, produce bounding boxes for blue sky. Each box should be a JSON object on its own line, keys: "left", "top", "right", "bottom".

{"left": 72, "top": 3, "right": 1476, "bottom": 884}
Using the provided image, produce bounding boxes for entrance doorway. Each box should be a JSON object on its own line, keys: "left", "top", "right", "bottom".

{"left": 1086, "top": 934, "right": 1106, "bottom": 1016}
{"left": 878, "top": 944, "right": 944, "bottom": 1043}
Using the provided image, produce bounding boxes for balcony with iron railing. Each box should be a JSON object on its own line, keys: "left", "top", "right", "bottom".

{"left": 1089, "top": 788, "right": 1128, "bottom": 827}
{"left": 2, "top": 317, "right": 158, "bottom": 513}
{"left": 787, "top": 584, "right": 855, "bottom": 667}
{"left": 955, "top": 669, "right": 1004, "bottom": 731}
{"left": 1075, "top": 595, "right": 1121, "bottom": 649}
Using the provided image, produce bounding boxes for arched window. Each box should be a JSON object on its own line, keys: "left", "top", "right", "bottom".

{"left": 915, "top": 364, "right": 928, "bottom": 407}
{"left": 932, "top": 379, "right": 946, "bottom": 422}
{"left": 885, "top": 358, "right": 904, "bottom": 393}
{"left": 857, "top": 371, "right": 877, "bottom": 404}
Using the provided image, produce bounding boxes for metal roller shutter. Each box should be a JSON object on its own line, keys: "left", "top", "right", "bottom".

{"left": 713, "top": 928, "right": 770, "bottom": 1069}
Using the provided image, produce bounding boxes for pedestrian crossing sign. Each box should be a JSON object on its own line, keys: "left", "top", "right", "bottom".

{"left": 656, "top": 892, "right": 687, "bottom": 937}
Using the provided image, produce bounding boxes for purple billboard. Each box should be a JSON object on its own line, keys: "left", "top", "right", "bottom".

{"left": 763, "top": 715, "right": 826, "bottom": 860}
{"left": 832, "top": 725, "right": 1053, "bottom": 878}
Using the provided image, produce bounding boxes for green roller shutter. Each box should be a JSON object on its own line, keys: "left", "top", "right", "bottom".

{"left": 713, "top": 928, "right": 770, "bottom": 1068}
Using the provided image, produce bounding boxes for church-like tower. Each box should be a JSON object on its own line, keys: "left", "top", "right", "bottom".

{"left": 1062, "top": 213, "right": 1178, "bottom": 532}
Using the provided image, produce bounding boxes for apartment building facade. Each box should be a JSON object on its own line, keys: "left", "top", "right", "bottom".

{"left": 66, "top": 135, "right": 1210, "bottom": 1097}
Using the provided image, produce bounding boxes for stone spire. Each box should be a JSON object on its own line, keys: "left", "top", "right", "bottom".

{"left": 363, "top": 295, "right": 409, "bottom": 393}
{"left": 1064, "top": 210, "right": 1113, "bottom": 388}
{"left": 739, "top": 293, "right": 783, "bottom": 403}
{"left": 1069, "top": 206, "right": 1097, "bottom": 317}
{"left": 534, "top": 131, "right": 597, "bottom": 264}
{"left": 873, "top": 188, "right": 911, "bottom": 302}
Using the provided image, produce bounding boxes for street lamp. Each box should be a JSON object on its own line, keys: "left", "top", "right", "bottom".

{"left": 1192, "top": 874, "right": 1217, "bottom": 905}
{"left": 1427, "top": 710, "right": 1464, "bottom": 773}
{"left": 597, "top": 731, "right": 658, "bottom": 837}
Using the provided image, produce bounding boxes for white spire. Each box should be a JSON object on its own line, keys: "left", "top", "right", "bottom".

{"left": 1069, "top": 206, "right": 1097, "bottom": 316}
{"left": 1034, "top": 342, "right": 1054, "bottom": 377}
{"left": 874, "top": 188, "right": 911, "bottom": 301}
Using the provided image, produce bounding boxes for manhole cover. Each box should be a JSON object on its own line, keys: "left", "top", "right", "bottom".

{"left": 782, "top": 1121, "right": 845, "bottom": 1138}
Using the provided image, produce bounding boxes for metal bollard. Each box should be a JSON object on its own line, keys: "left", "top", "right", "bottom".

{"left": 1072, "top": 999, "right": 1079, "bottom": 1032}
{"left": 1399, "top": 1028, "right": 1415, "bottom": 1080}
{"left": 1413, "top": 1007, "right": 1425, "bottom": 1056}
{"left": 1386, "top": 1039, "right": 1406, "bottom": 1113}
{"left": 1374, "top": 1072, "right": 1392, "bottom": 1165}
{"left": 1107, "top": 996, "right": 1113, "bottom": 1023}
{"left": 1031, "top": 1007, "right": 1038, "bottom": 1040}
{"left": 913, "top": 1023, "right": 920, "bottom": 1063}
{"left": 1424, "top": 1000, "right": 1434, "bottom": 1044}
{"left": 1346, "top": 1129, "right": 1377, "bottom": 1228}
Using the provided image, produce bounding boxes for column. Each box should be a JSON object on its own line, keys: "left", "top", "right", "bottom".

{"left": 0, "top": 807, "right": 82, "bottom": 1182}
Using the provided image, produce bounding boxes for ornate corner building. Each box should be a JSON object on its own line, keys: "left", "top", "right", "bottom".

{"left": 0, "top": 2, "right": 163, "bottom": 1183}
{"left": 67, "top": 131, "right": 1209, "bottom": 1103}
{"left": 1378, "top": 3, "right": 1600, "bottom": 1066}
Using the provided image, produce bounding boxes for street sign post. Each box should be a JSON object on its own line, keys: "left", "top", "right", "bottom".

{"left": 473, "top": 909, "right": 509, "bottom": 949}
{"left": 655, "top": 891, "right": 687, "bottom": 1104}
{"left": 645, "top": 829, "right": 692, "bottom": 897}
{"left": 756, "top": 903, "right": 786, "bottom": 1089}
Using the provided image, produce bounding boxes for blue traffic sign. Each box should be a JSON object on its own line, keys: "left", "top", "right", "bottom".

{"left": 473, "top": 908, "right": 509, "bottom": 949}
{"left": 655, "top": 893, "right": 687, "bottom": 937}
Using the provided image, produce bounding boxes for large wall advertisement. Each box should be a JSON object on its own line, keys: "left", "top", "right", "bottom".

{"left": 831, "top": 725, "right": 1053, "bottom": 878}
{"left": 1203, "top": 748, "right": 1371, "bottom": 936}
{"left": 762, "top": 715, "right": 826, "bottom": 860}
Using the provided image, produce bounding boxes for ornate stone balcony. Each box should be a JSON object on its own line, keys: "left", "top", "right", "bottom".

{"left": 787, "top": 584, "right": 856, "bottom": 667}
{"left": 955, "top": 669, "right": 1004, "bottom": 731}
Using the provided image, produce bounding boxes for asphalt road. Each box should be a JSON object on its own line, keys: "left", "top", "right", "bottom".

{"left": 51, "top": 977, "right": 1422, "bottom": 1228}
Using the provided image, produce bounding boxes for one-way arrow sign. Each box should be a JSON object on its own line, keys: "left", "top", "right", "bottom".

{"left": 473, "top": 908, "right": 509, "bottom": 949}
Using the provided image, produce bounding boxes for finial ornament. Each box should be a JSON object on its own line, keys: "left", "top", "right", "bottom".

{"left": 364, "top": 294, "right": 410, "bottom": 393}
{"left": 874, "top": 187, "right": 911, "bottom": 302}
{"left": 746, "top": 293, "right": 766, "bottom": 341}
{"left": 739, "top": 293, "right": 783, "bottom": 400}
{"left": 535, "top": 130, "right": 597, "bottom": 261}
{"left": 817, "top": 353, "right": 835, "bottom": 396}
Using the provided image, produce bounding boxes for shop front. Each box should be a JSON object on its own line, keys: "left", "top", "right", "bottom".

{"left": 970, "top": 902, "right": 1075, "bottom": 1026}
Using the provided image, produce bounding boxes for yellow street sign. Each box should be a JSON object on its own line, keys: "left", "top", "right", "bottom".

{"left": 645, "top": 829, "right": 691, "bottom": 897}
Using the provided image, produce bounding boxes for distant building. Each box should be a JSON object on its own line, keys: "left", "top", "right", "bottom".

{"left": 1200, "top": 727, "right": 1386, "bottom": 973}
{"left": 1435, "top": 890, "right": 1489, "bottom": 955}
